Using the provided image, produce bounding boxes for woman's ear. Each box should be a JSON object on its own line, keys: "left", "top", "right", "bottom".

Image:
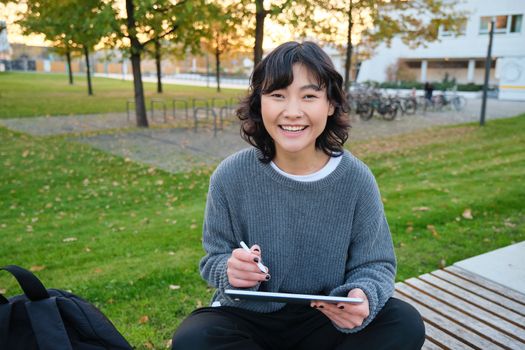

{"left": 328, "top": 104, "right": 335, "bottom": 116}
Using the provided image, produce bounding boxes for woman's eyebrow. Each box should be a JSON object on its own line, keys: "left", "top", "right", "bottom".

{"left": 300, "top": 84, "right": 322, "bottom": 91}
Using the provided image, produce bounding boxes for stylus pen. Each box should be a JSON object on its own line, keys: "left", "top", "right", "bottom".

{"left": 240, "top": 241, "right": 268, "bottom": 273}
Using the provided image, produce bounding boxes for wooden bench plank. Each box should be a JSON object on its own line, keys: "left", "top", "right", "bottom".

{"left": 394, "top": 289, "right": 487, "bottom": 349}
{"left": 420, "top": 322, "right": 458, "bottom": 350}
{"left": 422, "top": 338, "right": 444, "bottom": 350}
{"left": 405, "top": 277, "right": 525, "bottom": 342}
{"left": 431, "top": 269, "right": 525, "bottom": 315}
{"left": 396, "top": 283, "right": 514, "bottom": 349}
{"left": 447, "top": 266, "right": 525, "bottom": 305}
{"left": 419, "top": 274, "right": 525, "bottom": 327}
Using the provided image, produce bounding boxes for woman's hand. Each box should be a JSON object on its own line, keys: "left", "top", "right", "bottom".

{"left": 311, "top": 289, "right": 370, "bottom": 330}
{"left": 227, "top": 244, "right": 270, "bottom": 288}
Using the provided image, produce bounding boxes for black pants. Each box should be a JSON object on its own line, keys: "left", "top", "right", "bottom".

{"left": 172, "top": 298, "right": 425, "bottom": 350}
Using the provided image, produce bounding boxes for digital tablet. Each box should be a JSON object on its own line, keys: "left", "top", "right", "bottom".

{"left": 224, "top": 289, "right": 363, "bottom": 304}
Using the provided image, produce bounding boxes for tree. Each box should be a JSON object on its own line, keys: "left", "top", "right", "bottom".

{"left": 200, "top": 2, "right": 250, "bottom": 92}
{"left": 64, "top": 0, "right": 115, "bottom": 95}
{"left": 280, "top": 0, "right": 466, "bottom": 91}
{"left": 224, "top": 0, "right": 296, "bottom": 67}
{"left": 14, "top": 0, "right": 114, "bottom": 93}
{"left": 115, "top": 0, "right": 204, "bottom": 127}
{"left": 15, "top": 0, "right": 77, "bottom": 85}
{"left": 309, "top": 0, "right": 467, "bottom": 91}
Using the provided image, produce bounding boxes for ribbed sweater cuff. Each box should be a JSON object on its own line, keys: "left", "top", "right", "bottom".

{"left": 330, "top": 282, "right": 383, "bottom": 334}
{"left": 216, "top": 255, "right": 261, "bottom": 302}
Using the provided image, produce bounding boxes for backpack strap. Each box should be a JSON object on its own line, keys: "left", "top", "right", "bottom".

{"left": 25, "top": 297, "right": 73, "bottom": 350}
{"left": 0, "top": 301, "right": 12, "bottom": 350}
{"left": 0, "top": 265, "right": 49, "bottom": 301}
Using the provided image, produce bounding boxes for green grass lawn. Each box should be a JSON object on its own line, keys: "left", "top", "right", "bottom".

{"left": 0, "top": 72, "right": 245, "bottom": 118}
{"left": 1, "top": 116, "right": 524, "bottom": 348}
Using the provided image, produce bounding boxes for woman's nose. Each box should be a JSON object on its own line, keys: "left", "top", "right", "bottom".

{"left": 283, "top": 101, "right": 304, "bottom": 118}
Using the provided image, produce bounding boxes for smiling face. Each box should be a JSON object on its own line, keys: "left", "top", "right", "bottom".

{"left": 260, "top": 64, "right": 335, "bottom": 164}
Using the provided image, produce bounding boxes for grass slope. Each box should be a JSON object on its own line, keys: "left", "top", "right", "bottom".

{"left": 1, "top": 116, "right": 523, "bottom": 348}
{"left": 0, "top": 72, "right": 244, "bottom": 118}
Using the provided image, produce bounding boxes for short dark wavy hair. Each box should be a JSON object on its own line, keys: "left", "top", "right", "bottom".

{"left": 237, "top": 41, "right": 350, "bottom": 163}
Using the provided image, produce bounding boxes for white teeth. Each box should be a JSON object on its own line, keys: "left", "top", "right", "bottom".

{"left": 281, "top": 125, "right": 307, "bottom": 132}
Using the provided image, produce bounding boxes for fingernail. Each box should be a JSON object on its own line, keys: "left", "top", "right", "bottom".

{"left": 338, "top": 306, "right": 344, "bottom": 310}
{"left": 253, "top": 257, "right": 259, "bottom": 263}
{"left": 254, "top": 248, "right": 260, "bottom": 252}
{"left": 319, "top": 305, "right": 324, "bottom": 309}
{"left": 265, "top": 274, "right": 271, "bottom": 280}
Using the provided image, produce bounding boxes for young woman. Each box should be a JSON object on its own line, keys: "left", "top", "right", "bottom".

{"left": 172, "top": 41, "right": 425, "bottom": 350}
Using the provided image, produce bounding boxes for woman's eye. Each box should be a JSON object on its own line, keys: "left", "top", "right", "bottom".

{"left": 270, "top": 93, "right": 284, "bottom": 98}
{"left": 304, "top": 94, "right": 318, "bottom": 100}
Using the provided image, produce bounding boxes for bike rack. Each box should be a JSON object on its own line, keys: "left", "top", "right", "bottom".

{"left": 192, "top": 98, "right": 210, "bottom": 120}
{"left": 126, "top": 99, "right": 135, "bottom": 122}
{"left": 172, "top": 99, "right": 189, "bottom": 120}
{"left": 219, "top": 105, "right": 230, "bottom": 129}
{"left": 228, "top": 97, "right": 239, "bottom": 113}
{"left": 150, "top": 99, "right": 167, "bottom": 123}
{"left": 194, "top": 107, "right": 220, "bottom": 136}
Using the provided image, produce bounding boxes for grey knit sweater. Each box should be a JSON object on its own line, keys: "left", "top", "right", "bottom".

{"left": 199, "top": 147, "right": 396, "bottom": 333}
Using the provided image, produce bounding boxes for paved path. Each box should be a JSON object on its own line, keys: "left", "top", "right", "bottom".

{"left": 1, "top": 98, "right": 524, "bottom": 173}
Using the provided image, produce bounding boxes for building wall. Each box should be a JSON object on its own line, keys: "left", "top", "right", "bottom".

{"left": 358, "top": 0, "right": 525, "bottom": 84}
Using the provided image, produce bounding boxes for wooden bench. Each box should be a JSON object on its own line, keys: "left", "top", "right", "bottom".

{"left": 395, "top": 266, "right": 525, "bottom": 349}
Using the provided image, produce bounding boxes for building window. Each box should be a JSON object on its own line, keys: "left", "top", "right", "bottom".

{"left": 480, "top": 14, "right": 523, "bottom": 34}
{"left": 439, "top": 22, "right": 467, "bottom": 37}
{"left": 511, "top": 15, "right": 522, "bottom": 33}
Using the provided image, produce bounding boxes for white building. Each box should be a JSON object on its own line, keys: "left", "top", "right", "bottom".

{"left": 357, "top": 0, "right": 525, "bottom": 100}
{"left": 0, "top": 20, "right": 12, "bottom": 71}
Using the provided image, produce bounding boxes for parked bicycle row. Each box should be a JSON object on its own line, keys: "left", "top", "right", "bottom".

{"left": 348, "top": 86, "right": 467, "bottom": 121}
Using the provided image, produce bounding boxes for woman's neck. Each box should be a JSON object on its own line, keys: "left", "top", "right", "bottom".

{"left": 273, "top": 149, "right": 331, "bottom": 175}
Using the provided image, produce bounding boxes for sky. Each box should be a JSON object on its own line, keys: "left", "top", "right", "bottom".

{"left": 0, "top": 2, "right": 47, "bottom": 46}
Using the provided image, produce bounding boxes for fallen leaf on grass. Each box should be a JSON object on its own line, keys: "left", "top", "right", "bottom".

{"left": 412, "top": 207, "right": 430, "bottom": 212}
{"left": 63, "top": 237, "right": 77, "bottom": 243}
{"left": 427, "top": 225, "right": 440, "bottom": 238}
{"left": 144, "top": 341, "right": 154, "bottom": 349}
{"left": 439, "top": 259, "right": 446, "bottom": 268}
{"left": 30, "top": 265, "right": 46, "bottom": 272}
{"left": 504, "top": 219, "right": 516, "bottom": 228}
{"left": 165, "top": 339, "right": 173, "bottom": 349}
{"left": 22, "top": 150, "right": 29, "bottom": 158}
{"left": 462, "top": 209, "right": 473, "bottom": 220}
{"left": 139, "top": 315, "right": 149, "bottom": 324}
{"left": 169, "top": 285, "right": 181, "bottom": 290}
{"left": 0, "top": 289, "right": 6, "bottom": 294}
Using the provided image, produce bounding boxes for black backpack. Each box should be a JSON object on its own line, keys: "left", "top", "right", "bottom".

{"left": 0, "top": 265, "right": 132, "bottom": 350}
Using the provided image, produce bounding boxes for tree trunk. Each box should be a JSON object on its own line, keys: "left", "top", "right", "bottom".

{"left": 83, "top": 46, "right": 93, "bottom": 95}
{"left": 254, "top": 0, "right": 266, "bottom": 67}
{"left": 215, "top": 47, "right": 221, "bottom": 92}
{"left": 126, "top": 0, "right": 148, "bottom": 127}
{"left": 154, "top": 38, "right": 162, "bottom": 94}
{"left": 66, "top": 47, "right": 73, "bottom": 85}
{"left": 344, "top": 0, "right": 354, "bottom": 93}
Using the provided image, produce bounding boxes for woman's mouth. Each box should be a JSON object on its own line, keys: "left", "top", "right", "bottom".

{"left": 279, "top": 125, "right": 308, "bottom": 132}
